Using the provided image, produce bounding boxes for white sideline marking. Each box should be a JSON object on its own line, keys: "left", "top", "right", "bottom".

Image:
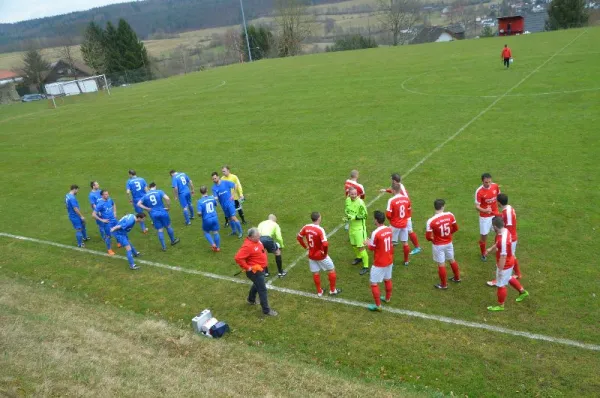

{"left": 270, "top": 30, "right": 587, "bottom": 284}
{"left": 1, "top": 231, "right": 599, "bottom": 352}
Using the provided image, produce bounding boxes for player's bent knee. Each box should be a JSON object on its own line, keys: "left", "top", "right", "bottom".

{"left": 125, "top": 245, "right": 132, "bottom": 251}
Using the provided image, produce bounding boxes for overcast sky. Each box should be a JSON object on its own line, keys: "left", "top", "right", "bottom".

{"left": 0, "top": 0, "right": 130, "bottom": 24}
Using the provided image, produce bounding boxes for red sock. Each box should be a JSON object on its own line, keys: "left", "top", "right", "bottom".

{"left": 403, "top": 243, "right": 410, "bottom": 263}
{"left": 313, "top": 273, "right": 322, "bottom": 293}
{"left": 479, "top": 241, "right": 487, "bottom": 256}
{"left": 371, "top": 284, "right": 381, "bottom": 306}
{"left": 409, "top": 232, "right": 420, "bottom": 248}
{"left": 438, "top": 266, "right": 447, "bottom": 287}
{"left": 328, "top": 271, "right": 337, "bottom": 292}
{"left": 450, "top": 261, "right": 460, "bottom": 280}
{"left": 513, "top": 259, "right": 521, "bottom": 278}
{"left": 497, "top": 286, "right": 507, "bottom": 304}
{"left": 384, "top": 279, "right": 393, "bottom": 301}
{"left": 509, "top": 277, "right": 523, "bottom": 292}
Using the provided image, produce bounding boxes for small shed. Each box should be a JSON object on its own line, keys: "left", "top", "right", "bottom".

{"left": 497, "top": 15, "right": 525, "bottom": 36}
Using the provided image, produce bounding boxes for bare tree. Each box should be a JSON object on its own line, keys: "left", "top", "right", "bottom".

{"left": 60, "top": 36, "right": 83, "bottom": 93}
{"left": 376, "top": 0, "right": 421, "bottom": 45}
{"left": 223, "top": 28, "right": 244, "bottom": 63}
{"left": 274, "top": 0, "right": 314, "bottom": 57}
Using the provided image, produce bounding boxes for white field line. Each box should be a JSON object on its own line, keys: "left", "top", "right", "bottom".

{"left": 270, "top": 29, "right": 587, "bottom": 285}
{"left": 1, "top": 231, "right": 599, "bottom": 352}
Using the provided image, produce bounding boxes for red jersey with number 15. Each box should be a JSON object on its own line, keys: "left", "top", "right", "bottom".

{"left": 502, "top": 205, "right": 518, "bottom": 242}
{"left": 345, "top": 180, "right": 365, "bottom": 199}
{"left": 367, "top": 226, "right": 394, "bottom": 267}
{"left": 297, "top": 224, "right": 328, "bottom": 261}
{"left": 495, "top": 229, "right": 515, "bottom": 269}
{"left": 386, "top": 194, "right": 411, "bottom": 228}
{"left": 425, "top": 212, "right": 458, "bottom": 245}
{"left": 475, "top": 183, "right": 500, "bottom": 217}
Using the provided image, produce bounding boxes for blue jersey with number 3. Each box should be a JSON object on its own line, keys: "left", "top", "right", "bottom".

{"left": 197, "top": 196, "right": 218, "bottom": 222}
{"left": 126, "top": 177, "right": 148, "bottom": 201}
{"left": 140, "top": 190, "right": 167, "bottom": 215}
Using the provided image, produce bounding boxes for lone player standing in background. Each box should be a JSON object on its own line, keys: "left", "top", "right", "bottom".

{"left": 485, "top": 216, "right": 529, "bottom": 311}
{"left": 365, "top": 211, "right": 394, "bottom": 312}
{"left": 502, "top": 44, "right": 512, "bottom": 68}
{"left": 126, "top": 170, "right": 149, "bottom": 233}
{"left": 379, "top": 173, "right": 422, "bottom": 255}
{"left": 345, "top": 186, "right": 370, "bottom": 275}
{"left": 221, "top": 165, "right": 246, "bottom": 225}
{"left": 297, "top": 212, "right": 341, "bottom": 296}
{"left": 487, "top": 193, "right": 521, "bottom": 286}
{"left": 425, "top": 199, "right": 461, "bottom": 289}
{"left": 475, "top": 173, "right": 500, "bottom": 261}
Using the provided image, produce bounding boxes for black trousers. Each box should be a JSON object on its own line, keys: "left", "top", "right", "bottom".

{"left": 246, "top": 270, "right": 270, "bottom": 314}
{"left": 504, "top": 57, "right": 510, "bottom": 68}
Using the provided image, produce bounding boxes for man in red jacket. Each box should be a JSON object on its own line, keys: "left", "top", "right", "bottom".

{"left": 235, "top": 227, "right": 278, "bottom": 316}
{"left": 502, "top": 44, "right": 512, "bottom": 68}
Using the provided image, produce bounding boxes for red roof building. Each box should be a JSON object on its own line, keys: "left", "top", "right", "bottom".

{"left": 497, "top": 15, "right": 525, "bottom": 36}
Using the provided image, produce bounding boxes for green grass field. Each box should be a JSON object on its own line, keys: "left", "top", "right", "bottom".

{"left": 1, "top": 28, "right": 599, "bottom": 396}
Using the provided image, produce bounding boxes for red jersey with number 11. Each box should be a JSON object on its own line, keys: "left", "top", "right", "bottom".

{"left": 426, "top": 212, "right": 458, "bottom": 245}
{"left": 297, "top": 224, "right": 328, "bottom": 261}
{"left": 367, "top": 226, "right": 394, "bottom": 267}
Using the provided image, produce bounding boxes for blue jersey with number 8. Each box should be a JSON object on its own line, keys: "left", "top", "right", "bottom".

{"left": 171, "top": 172, "right": 191, "bottom": 195}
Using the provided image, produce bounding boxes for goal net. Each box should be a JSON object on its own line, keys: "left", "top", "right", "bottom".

{"left": 45, "top": 74, "right": 111, "bottom": 108}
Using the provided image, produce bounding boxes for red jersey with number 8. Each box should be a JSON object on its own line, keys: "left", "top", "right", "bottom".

{"left": 386, "top": 194, "right": 411, "bottom": 228}
{"left": 297, "top": 224, "right": 328, "bottom": 261}
{"left": 367, "top": 226, "right": 394, "bottom": 267}
{"left": 426, "top": 212, "right": 458, "bottom": 245}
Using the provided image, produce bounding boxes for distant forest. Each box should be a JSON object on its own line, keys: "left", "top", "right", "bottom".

{"left": 0, "top": 0, "right": 344, "bottom": 53}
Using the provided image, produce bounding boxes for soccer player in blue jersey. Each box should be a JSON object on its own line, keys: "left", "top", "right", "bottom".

{"left": 89, "top": 181, "right": 105, "bottom": 240}
{"left": 197, "top": 185, "right": 221, "bottom": 252}
{"left": 110, "top": 213, "right": 145, "bottom": 270}
{"left": 137, "top": 182, "right": 180, "bottom": 252}
{"left": 211, "top": 172, "right": 242, "bottom": 238}
{"left": 126, "top": 170, "right": 149, "bottom": 233}
{"left": 92, "top": 190, "right": 118, "bottom": 255}
{"left": 170, "top": 169, "right": 195, "bottom": 226}
{"left": 65, "top": 184, "right": 89, "bottom": 247}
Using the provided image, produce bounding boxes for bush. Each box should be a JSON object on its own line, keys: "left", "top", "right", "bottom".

{"left": 481, "top": 26, "right": 495, "bottom": 37}
{"left": 326, "top": 34, "right": 378, "bottom": 52}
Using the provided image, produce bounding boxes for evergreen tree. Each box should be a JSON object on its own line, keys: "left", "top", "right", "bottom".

{"left": 21, "top": 49, "right": 50, "bottom": 93}
{"left": 80, "top": 22, "right": 106, "bottom": 74}
{"left": 241, "top": 25, "right": 273, "bottom": 61}
{"left": 103, "top": 19, "right": 152, "bottom": 83}
{"left": 546, "top": 0, "right": 589, "bottom": 30}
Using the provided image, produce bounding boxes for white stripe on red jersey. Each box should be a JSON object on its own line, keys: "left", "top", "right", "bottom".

{"left": 502, "top": 205, "right": 518, "bottom": 242}
{"left": 495, "top": 228, "right": 515, "bottom": 269}
{"left": 426, "top": 212, "right": 457, "bottom": 245}
{"left": 297, "top": 224, "right": 328, "bottom": 261}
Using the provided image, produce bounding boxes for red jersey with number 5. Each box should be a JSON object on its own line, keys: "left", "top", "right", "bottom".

{"left": 367, "top": 226, "right": 394, "bottom": 267}
{"left": 426, "top": 212, "right": 458, "bottom": 245}
{"left": 475, "top": 183, "right": 500, "bottom": 217}
{"left": 502, "top": 205, "right": 518, "bottom": 242}
{"left": 386, "top": 194, "right": 411, "bottom": 228}
{"left": 297, "top": 224, "right": 328, "bottom": 261}
{"left": 495, "top": 228, "right": 515, "bottom": 269}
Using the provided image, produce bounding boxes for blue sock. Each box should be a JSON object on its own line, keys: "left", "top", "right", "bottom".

{"left": 130, "top": 243, "right": 137, "bottom": 255}
{"left": 140, "top": 221, "right": 146, "bottom": 231}
{"left": 158, "top": 231, "right": 166, "bottom": 250}
{"left": 166, "top": 227, "right": 175, "bottom": 242}
{"left": 126, "top": 249, "right": 135, "bottom": 266}
{"left": 204, "top": 231, "right": 214, "bottom": 246}
{"left": 214, "top": 232, "right": 221, "bottom": 248}
{"left": 98, "top": 225, "right": 106, "bottom": 240}
{"left": 104, "top": 235, "right": 112, "bottom": 250}
{"left": 76, "top": 230, "right": 83, "bottom": 246}
{"left": 233, "top": 221, "right": 242, "bottom": 234}
{"left": 81, "top": 224, "right": 88, "bottom": 239}
{"left": 183, "top": 208, "right": 190, "bottom": 224}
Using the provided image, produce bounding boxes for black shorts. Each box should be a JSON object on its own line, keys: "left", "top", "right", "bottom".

{"left": 234, "top": 200, "right": 242, "bottom": 211}
{"left": 260, "top": 236, "right": 280, "bottom": 254}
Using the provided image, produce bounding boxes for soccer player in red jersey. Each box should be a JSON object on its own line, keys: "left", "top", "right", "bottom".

{"left": 364, "top": 210, "right": 394, "bottom": 312}
{"left": 475, "top": 173, "right": 500, "bottom": 261}
{"left": 485, "top": 216, "right": 529, "bottom": 311}
{"left": 425, "top": 199, "right": 461, "bottom": 289}
{"left": 487, "top": 193, "right": 521, "bottom": 286}
{"left": 297, "top": 212, "right": 341, "bottom": 296}
{"left": 379, "top": 173, "right": 422, "bottom": 255}
{"left": 344, "top": 169, "right": 365, "bottom": 199}
{"left": 386, "top": 183, "right": 412, "bottom": 266}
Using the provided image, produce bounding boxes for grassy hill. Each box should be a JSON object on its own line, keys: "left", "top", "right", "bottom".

{"left": 1, "top": 27, "right": 599, "bottom": 396}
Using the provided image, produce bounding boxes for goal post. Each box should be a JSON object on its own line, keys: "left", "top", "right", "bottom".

{"left": 45, "top": 74, "right": 111, "bottom": 108}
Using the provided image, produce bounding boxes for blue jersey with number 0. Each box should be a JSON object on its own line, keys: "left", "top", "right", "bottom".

{"left": 95, "top": 198, "right": 117, "bottom": 222}
{"left": 126, "top": 177, "right": 148, "bottom": 200}
{"left": 141, "top": 190, "right": 167, "bottom": 215}
{"left": 212, "top": 180, "right": 235, "bottom": 206}
{"left": 171, "top": 172, "right": 191, "bottom": 195}
{"left": 65, "top": 193, "right": 81, "bottom": 218}
{"left": 197, "top": 196, "right": 218, "bottom": 222}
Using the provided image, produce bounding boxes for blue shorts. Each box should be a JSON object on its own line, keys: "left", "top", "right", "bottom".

{"left": 114, "top": 233, "right": 130, "bottom": 247}
{"left": 102, "top": 220, "right": 118, "bottom": 236}
{"left": 69, "top": 216, "right": 83, "bottom": 230}
{"left": 222, "top": 203, "right": 236, "bottom": 218}
{"left": 95, "top": 219, "right": 104, "bottom": 227}
{"left": 132, "top": 201, "right": 145, "bottom": 214}
{"left": 151, "top": 212, "right": 171, "bottom": 229}
{"left": 179, "top": 192, "right": 192, "bottom": 209}
{"left": 202, "top": 219, "right": 220, "bottom": 233}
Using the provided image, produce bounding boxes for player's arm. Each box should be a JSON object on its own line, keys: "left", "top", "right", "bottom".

{"left": 137, "top": 199, "right": 151, "bottom": 212}
{"left": 92, "top": 210, "right": 106, "bottom": 223}
{"left": 475, "top": 192, "right": 491, "bottom": 214}
{"left": 485, "top": 245, "right": 498, "bottom": 256}
{"left": 110, "top": 223, "right": 122, "bottom": 233}
{"left": 322, "top": 240, "right": 329, "bottom": 257}
{"left": 296, "top": 232, "right": 307, "bottom": 249}
{"left": 126, "top": 188, "right": 133, "bottom": 203}
{"left": 274, "top": 224, "right": 284, "bottom": 248}
{"left": 113, "top": 202, "right": 117, "bottom": 219}
{"left": 72, "top": 202, "right": 85, "bottom": 220}
{"left": 188, "top": 178, "right": 195, "bottom": 195}
{"left": 425, "top": 222, "right": 433, "bottom": 242}
{"left": 163, "top": 194, "right": 171, "bottom": 211}
{"left": 379, "top": 188, "right": 393, "bottom": 193}
{"left": 497, "top": 254, "right": 506, "bottom": 270}
{"left": 451, "top": 218, "right": 459, "bottom": 233}
{"left": 172, "top": 178, "right": 179, "bottom": 200}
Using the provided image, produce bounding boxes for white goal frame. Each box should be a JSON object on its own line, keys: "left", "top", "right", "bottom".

{"left": 46, "top": 74, "right": 110, "bottom": 108}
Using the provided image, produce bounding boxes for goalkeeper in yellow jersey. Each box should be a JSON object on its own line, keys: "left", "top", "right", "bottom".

{"left": 345, "top": 186, "right": 369, "bottom": 275}
{"left": 221, "top": 165, "right": 246, "bottom": 225}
